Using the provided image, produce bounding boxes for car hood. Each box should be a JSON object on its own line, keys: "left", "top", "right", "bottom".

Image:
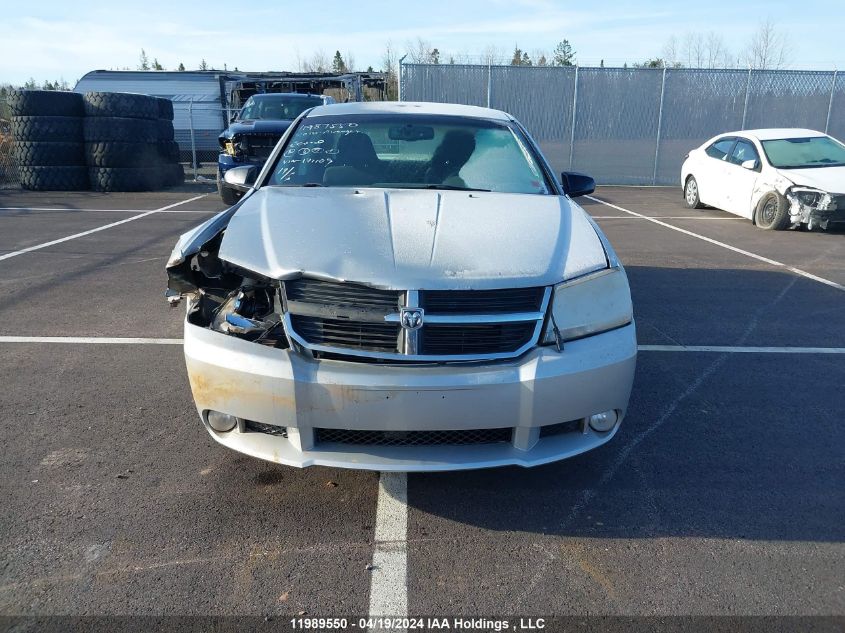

{"left": 776, "top": 166, "right": 845, "bottom": 193}
{"left": 220, "top": 119, "right": 292, "bottom": 139}
{"left": 217, "top": 187, "right": 607, "bottom": 290}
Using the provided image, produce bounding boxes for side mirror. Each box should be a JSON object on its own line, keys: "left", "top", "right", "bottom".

{"left": 223, "top": 166, "right": 257, "bottom": 191}
{"left": 741, "top": 159, "right": 759, "bottom": 170}
{"left": 560, "top": 171, "right": 596, "bottom": 197}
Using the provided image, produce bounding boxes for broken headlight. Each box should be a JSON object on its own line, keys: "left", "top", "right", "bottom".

{"left": 795, "top": 189, "right": 824, "bottom": 207}
{"left": 791, "top": 188, "right": 835, "bottom": 210}
{"left": 210, "top": 286, "right": 287, "bottom": 346}
{"left": 541, "top": 268, "right": 633, "bottom": 348}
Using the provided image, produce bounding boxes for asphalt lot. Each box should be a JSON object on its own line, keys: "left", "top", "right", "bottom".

{"left": 0, "top": 185, "right": 842, "bottom": 623}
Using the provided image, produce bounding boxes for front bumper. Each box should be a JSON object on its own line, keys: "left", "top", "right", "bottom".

{"left": 217, "top": 153, "right": 264, "bottom": 175}
{"left": 184, "top": 321, "right": 637, "bottom": 471}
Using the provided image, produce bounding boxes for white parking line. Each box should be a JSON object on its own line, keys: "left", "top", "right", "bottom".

{"left": 585, "top": 195, "right": 845, "bottom": 293}
{"left": 368, "top": 472, "right": 408, "bottom": 631}
{"left": 0, "top": 337, "right": 182, "bottom": 344}
{"left": 639, "top": 344, "right": 845, "bottom": 354}
{"left": 591, "top": 215, "right": 744, "bottom": 220}
{"left": 0, "top": 194, "right": 207, "bottom": 262}
{"left": 2, "top": 336, "right": 845, "bottom": 355}
{"left": 0, "top": 207, "right": 216, "bottom": 214}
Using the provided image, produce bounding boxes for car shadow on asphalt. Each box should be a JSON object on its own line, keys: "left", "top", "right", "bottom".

{"left": 406, "top": 266, "right": 845, "bottom": 543}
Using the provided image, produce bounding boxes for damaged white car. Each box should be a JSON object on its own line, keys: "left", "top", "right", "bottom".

{"left": 682, "top": 128, "right": 845, "bottom": 230}
{"left": 166, "top": 102, "right": 636, "bottom": 471}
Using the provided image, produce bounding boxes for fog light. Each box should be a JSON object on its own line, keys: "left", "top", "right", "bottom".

{"left": 588, "top": 410, "right": 618, "bottom": 433}
{"left": 207, "top": 410, "right": 238, "bottom": 433}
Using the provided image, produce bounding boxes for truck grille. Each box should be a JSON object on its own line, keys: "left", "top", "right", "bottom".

{"left": 315, "top": 427, "right": 512, "bottom": 447}
{"left": 283, "top": 278, "right": 549, "bottom": 361}
{"left": 244, "top": 133, "right": 282, "bottom": 159}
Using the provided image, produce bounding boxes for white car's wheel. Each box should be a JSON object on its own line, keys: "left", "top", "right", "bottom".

{"left": 754, "top": 192, "right": 790, "bottom": 230}
{"left": 684, "top": 176, "right": 705, "bottom": 209}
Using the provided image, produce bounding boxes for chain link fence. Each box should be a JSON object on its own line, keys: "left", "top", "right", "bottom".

{"left": 400, "top": 64, "right": 844, "bottom": 185}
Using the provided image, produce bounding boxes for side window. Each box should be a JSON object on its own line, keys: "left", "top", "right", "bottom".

{"left": 729, "top": 139, "right": 760, "bottom": 167}
{"left": 705, "top": 138, "right": 736, "bottom": 160}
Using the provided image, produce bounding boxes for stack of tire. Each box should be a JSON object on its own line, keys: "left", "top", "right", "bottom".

{"left": 9, "top": 90, "right": 88, "bottom": 191}
{"left": 83, "top": 92, "right": 183, "bottom": 191}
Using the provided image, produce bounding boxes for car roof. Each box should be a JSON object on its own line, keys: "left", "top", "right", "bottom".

{"left": 306, "top": 101, "right": 513, "bottom": 121}
{"left": 250, "top": 93, "right": 324, "bottom": 100}
{"left": 717, "top": 128, "right": 826, "bottom": 141}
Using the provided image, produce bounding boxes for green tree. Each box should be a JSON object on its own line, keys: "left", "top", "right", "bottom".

{"left": 152, "top": 58, "right": 164, "bottom": 70}
{"left": 429, "top": 48, "right": 440, "bottom": 64}
{"left": 23, "top": 78, "right": 37, "bottom": 89}
{"left": 511, "top": 46, "right": 523, "bottom": 65}
{"left": 177, "top": 62, "right": 186, "bottom": 71}
{"left": 553, "top": 40, "right": 575, "bottom": 66}
{"left": 521, "top": 52, "right": 531, "bottom": 66}
{"left": 199, "top": 59, "right": 209, "bottom": 71}
{"left": 634, "top": 58, "right": 665, "bottom": 68}
{"left": 139, "top": 49, "right": 150, "bottom": 70}
{"left": 332, "top": 51, "right": 347, "bottom": 73}
{"left": 366, "top": 65, "right": 374, "bottom": 72}
{"left": 537, "top": 55, "right": 547, "bottom": 66}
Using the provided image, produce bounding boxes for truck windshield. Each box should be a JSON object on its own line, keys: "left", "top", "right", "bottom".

{"left": 239, "top": 96, "right": 322, "bottom": 121}
{"left": 267, "top": 114, "right": 551, "bottom": 194}
{"left": 761, "top": 136, "right": 845, "bottom": 169}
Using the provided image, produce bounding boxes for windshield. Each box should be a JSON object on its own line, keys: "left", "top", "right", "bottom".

{"left": 239, "top": 96, "right": 322, "bottom": 121}
{"left": 267, "top": 114, "right": 551, "bottom": 194}
{"left": 761, "top": 136, "right": 845, "bottom": 169}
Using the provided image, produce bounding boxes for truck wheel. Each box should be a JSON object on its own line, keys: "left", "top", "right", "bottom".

{"left": 754, "top": 192, "right": 790, "bottom": 230}
{"left": 83, "top": 92, "right": 159, "bottom": 120}
{"left": 14, "top": 141, "right": 84, "bottom": 166}
{"left": 11, "top": 116, "right": 83, "bottom": 142}
{"left": 18, "top": 166, "right": 89, "bottom": 191}
{"left": 217, "top": 171, "right": 242, "bottom": 205}
{"left": 684, "top": 176, "right": 705, "bottom": 209}
{"left": 7, "top": 90, "right": 84, "bottom": 117}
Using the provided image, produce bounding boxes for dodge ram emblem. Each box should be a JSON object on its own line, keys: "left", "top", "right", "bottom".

{"left": 400, "top": 308, "right": 424, "bottom": 331}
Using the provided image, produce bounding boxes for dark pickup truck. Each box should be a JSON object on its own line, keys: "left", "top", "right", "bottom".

{"left": 217, "top": 93, "right": 335, "bottom": 203}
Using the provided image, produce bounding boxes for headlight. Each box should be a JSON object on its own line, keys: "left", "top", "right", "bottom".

{"left": 225, "top": 141, "right": 237, "bottom": 156}
{"left": 795, "top": 190, "right": 823, "bottom": 207}
{"left": 541, "top": 268, "right": 633, "bottom": 346}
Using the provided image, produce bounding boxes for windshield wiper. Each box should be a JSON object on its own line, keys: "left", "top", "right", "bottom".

{"left": 421, "top": 184, "right": 491, "bottom": 192}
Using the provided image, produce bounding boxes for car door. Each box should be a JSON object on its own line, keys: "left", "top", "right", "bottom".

{"left": 697, "top": 137, "right": 736, "bottom": 209}
{"left": 723, "top": 137, "right": 762, "bottom": 218}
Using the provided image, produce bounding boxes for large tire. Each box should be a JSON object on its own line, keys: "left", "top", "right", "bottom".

{"left": 83, "top": 117, "right": 158, "bottom": 143}
{"left": 83, "top": 92, "right": 159, "bottom": 120}
{"left": 160, "top": 163, "right": 185, "bottom": 187}
{"left": 11, "top": 116, "right": 83, "bottom": 142}
{"left": 684, "top": 175, "right": 705, "bottom": 209}
{"left": 18, "top": 165, "right": 89, "bottom": 191}
{"left": 754, "top": 192, "right": 791, "bottom": 230}
{"left": 84, "top": 141, "right": 159, "bottom": 168}
{"left": 156, "top": 140, "right": 180, "bottom": 162}
{"left": 7, "top": 90, "right": 84, "bottom": 117}
{"left": 217, "top": 171, "right": 242, "bottom": 205}
{"left": 89, "top": 166, "right": 161, "bottom": 192}
{"left": 156, "top": 97, "right": 174, "bottom": 121}
{"left": 155, "top": 119, "right": 175, "bottom": 141}
{"left": 14, "top": 141, "right": 84, "bottom": 166}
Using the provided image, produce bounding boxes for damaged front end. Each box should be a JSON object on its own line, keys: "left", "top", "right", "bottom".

{"left": 165, "top": 206, "right": 289, "bottom": 349}
{"left": 785, "top": 187, "right": 840, "bottom": 231}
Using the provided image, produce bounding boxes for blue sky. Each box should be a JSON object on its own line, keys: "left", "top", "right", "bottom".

{"left": 1, "top": 0, "right": 843, "bottom": 86}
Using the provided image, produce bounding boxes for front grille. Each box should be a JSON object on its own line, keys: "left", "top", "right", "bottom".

{"left": 283, "top": 278, "right": 548, "bottom": 361}
{"left": 422, "top": 322, "right": 536, "bottom": 355}
{"left": 244, "top": 421, "right": 288, "bottom": 437}
{"left": 290, "top": 315, "right": 400, "bottom": 352}
{"left": 421, "top": 287, "right": 544, "bottom": 314}
{"left": 285, "top": 278, "right": 400, "bottom": 311}
{"left": 315, "top": 427, "right": 512, "bottom": 447}
{"left": 244, "top": 134, "right": 281, "bottom": 159}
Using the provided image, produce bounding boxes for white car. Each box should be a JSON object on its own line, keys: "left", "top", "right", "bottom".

{"left": 165, "top": 102, "right": 636, "bottom": 472}
{"left": 681, "top": 128, "right": 845, "bottom": 230}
